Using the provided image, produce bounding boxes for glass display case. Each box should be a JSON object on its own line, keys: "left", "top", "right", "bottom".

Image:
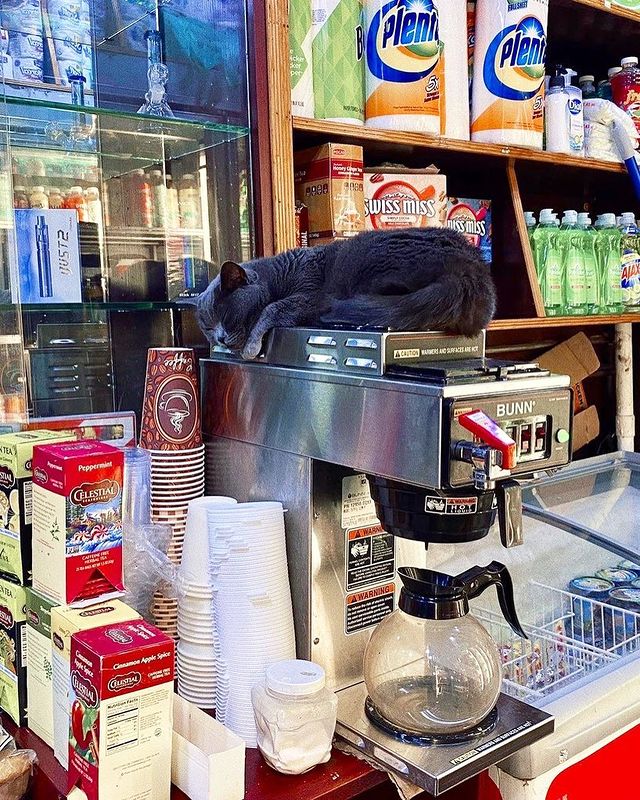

{"left": 0, "top": 0, "right": 254, "bottom": 425}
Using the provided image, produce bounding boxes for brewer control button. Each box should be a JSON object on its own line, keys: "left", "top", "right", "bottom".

{"left": 556, "top": 429, "right": 570, "bottom": 444}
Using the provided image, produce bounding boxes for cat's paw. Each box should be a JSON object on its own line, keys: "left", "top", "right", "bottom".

{"left": 241, "top": 338, "right": 263, "bottom": 360}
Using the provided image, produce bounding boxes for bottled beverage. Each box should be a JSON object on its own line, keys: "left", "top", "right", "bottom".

{"left": 131, "top": 169, "right": 153, "bottom": 228}
{"left": 577, "top": 213, "right": 599, "bottom": 313}
{"left": 620, "top": 212, "right": 640, "bottom": 310}
{"left": 545, "top": 75, "right": 571, "bottom": 154}
{"left": 48, "top": 186, "right": 64, "bottom": 209}
{"left": 64, "top": 185, "right": 87, "bottom": 221}
{"left": 148, "top": 169, "right": 166, "bottom": 228}
{"left": 29, "top": 185, "right": 48, "bottom": 209}
{"left": 578, "top": 75, "right": 596, "bottom": 99}
{"left": 178, "top": 173, "right": 201, "bottom": 229}
{"left": 13, "top": 185, "right": 29, "bottom": 209}
{"left": 596, "top": 80, "right": 611, "bottom": 100}
{"left": 561, "top": 210, "right": 587, "bottom": 315}
{"left": 611, "top": 57, "right": 640, "bottom": 136}
{"left": 166, "top": 175, "right": 180, "bottom": 228}
{"left": 597, "top": 213, "right": 623, "bottom": 313}
{"left": 84, "top": 187, "right": 102, "bottom": 224}
{"left": 532, "top": 209, "right": 564, "bottom": 316}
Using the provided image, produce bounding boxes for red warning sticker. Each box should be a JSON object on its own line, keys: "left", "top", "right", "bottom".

{"left": 345, "top": 582, "right": 395, "bottom": 635}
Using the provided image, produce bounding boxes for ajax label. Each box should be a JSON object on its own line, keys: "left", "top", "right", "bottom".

{"left": 345, "top": 524, "right": 395, "bottom": 590}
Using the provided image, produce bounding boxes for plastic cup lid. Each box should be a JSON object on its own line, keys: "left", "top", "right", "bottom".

{"left": 265, "top": 659, "right": 325, "bottom": 696}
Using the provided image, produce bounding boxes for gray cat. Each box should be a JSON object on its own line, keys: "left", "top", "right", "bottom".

{"left": 196, "top": 228, "right": 496, "bottom": 360}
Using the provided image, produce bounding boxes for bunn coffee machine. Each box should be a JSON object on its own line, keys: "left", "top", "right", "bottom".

{"left": 201, "top": 327, "right": 573, "bottom": 794}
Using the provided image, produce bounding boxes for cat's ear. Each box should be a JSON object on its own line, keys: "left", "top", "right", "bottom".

{"left": 220, "top": 261, "right": 248, "bottom": 294}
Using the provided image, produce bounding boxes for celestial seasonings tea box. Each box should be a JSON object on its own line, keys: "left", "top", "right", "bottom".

{"left": 68, "top": 621, "right": 175, "bottom": 800}
{"left": 0, "top": 430, "right": 72, "bottom": 584}
{"left": 0, "top": 578, "right": 27, "bottom": 726}
{"left": 51, "top": 599, "right": 140, "bottom": 768}
{"left": 32, "top": 441, "right": 124, "bottom": 605}
{"left": 25, "top": 586, "right": 56, "bottom": 747}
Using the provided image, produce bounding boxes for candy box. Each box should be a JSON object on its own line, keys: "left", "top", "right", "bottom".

{"left": 25, "top": 587, "right": 56, "bottom": 747}
{"left": 68, "top": 620, "right": 175, "bottom": 800}
{"left": 446, "top": 198, "right": 492, "bottom": 263}
{"left": 32, "top": 441, "right": 124, "bottom": 605}
{"left": 0, "top": 579, "right": 27, "bottom": 726}
{"left": 364, "top": 168, "right": 447, "bottom": 231}
{"left": 51, "top": 600, "right": 141, "bottom": 769}
{"left": 0, "top": 430, "right": 73, "bottom": 584}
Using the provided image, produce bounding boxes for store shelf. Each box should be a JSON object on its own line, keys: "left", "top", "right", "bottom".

{"left": 567, "top": 0, "right": 640, "bottom": 23}
{"left": 292, "top": 117, "right": 626, "bottom": 174}
{"left": 490, "top": 313, "right": 640, "bottom": 330}
{"left": 0, "top": 301, "right": 195, "bottom": 313}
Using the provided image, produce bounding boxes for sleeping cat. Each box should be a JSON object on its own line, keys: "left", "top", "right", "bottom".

{"left": 196, "top": 228, "right": 496, "bottom": 360}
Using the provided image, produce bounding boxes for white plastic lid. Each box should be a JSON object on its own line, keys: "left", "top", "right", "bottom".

{"left": 608, "top": 67, "right": 622, "bottom": 78}
{"left": 601, "top": 213, "right": 617, "bottom": 226}
{"left": 70, "top": 185, "right": 83, "bottom": 194}
{"left": 577, "top": 213, "right": 591, "bottom": 226}
{"left": 578, "top": 75, "right": 594, "bottom": 83}
{"left": 621, "top": 57, "right": 638, "bottom": 68}
{"left": 266, "top": 660, "right": 326, "bottom": 696}
{"left": 621, "top": 211, "right": 636, "bottom": 224}
{"left": 182, "top": 173, "right": 195, "bottom": 180}
{"left": 149, "top": 169, "right": 162, "bottom": 176}
{"left": 524, "top": 211, "right": 536, "bottom": 225}
{"left": 562, "top": 210, "right": 578, "bottom": 224}
{"left": 49, "top": 187, "right": 61, "bottom": 193}
{"left": 31, "top": 185, "right": 45, "bottom": 193}
{"left": 14, "top": 185, "right": 26, "bottom": 192}
{"left": 84, "top": 187, "right": 99, "bottom": 197}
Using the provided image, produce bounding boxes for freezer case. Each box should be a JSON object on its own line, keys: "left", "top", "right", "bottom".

{"left": 430, "top": 452, "right": 640, "bottom": 797}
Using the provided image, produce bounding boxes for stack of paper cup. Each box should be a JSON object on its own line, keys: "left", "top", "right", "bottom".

{"left": 209, "top": 502, "right": 296, "bottom": 746}
{"left": 140, "top": 347, "right": 205, "bottom": 638}
{"left": 176, "top": 496, "right": 237, "bottom": 708}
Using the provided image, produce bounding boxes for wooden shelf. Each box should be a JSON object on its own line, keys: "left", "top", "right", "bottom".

{"left": 490, "top": 313, "right": 640, "bottom": 330}
{"left": 568, "top": 0, "right": 640, "bottom": 23}
{"left": 293, "top": 118, "right": 627, "bottom": 175}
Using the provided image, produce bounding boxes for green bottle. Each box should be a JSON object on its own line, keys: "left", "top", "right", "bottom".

{"left": 578, "top": 212, "right": 599, "bottom": 314}
{"left": 597, "top": 213, "right": 623, "bottom": 313}
{"left": 534, "top": 210, "right": 564, "bottom": 316}
{"left": 561, "top": 210, "right": 587, "bottom": 315}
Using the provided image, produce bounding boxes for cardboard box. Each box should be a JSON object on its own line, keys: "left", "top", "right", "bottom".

{"left": 294, "top": 143, "right": 365, "bottom": 246}
{"left": 32, "top": 441, "right": 124, "bottom": 605}
{"left": 25, "top": 587, "right": 56, "bottom": 747}
{"left": 0, "top": 430, "right": 73, "bottom": 585}
{"left": 539, "top": 333, "right": 601, "bottom": 451}
{"left": 13, "top": 209, "right": 82, "bottom": 304}
{"left": 0, "top": 579, "right": 27, "bottom": 726}
{"left": 364, "top": 168, "right": 447, "bottom": 231}
{"left": 22, "top": 411, "right": 137, "bottom": 449}
{"left": 51, "top": 600, "right": 141, "bottom": 768}
{"left": 446, "top": 198, "right": 492, "bottom": 263}
{"left": 69, "top": 621, "right": 175, "bottom": 800}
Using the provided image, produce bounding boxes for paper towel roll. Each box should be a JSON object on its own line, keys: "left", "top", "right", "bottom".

{"left": 290, "top": 0, "right": 314, "bottom": 117}
{"left": 312, "top": 0, "right": 365, "bottom": 125}
{"left": 439, "top": 0, "right": 470, "bottom": 140}
{"left": 364, "top": 0, "right": 441, "bottom": 133}
{"left": 471, "top": 0, "right": 548, "bottom": 148}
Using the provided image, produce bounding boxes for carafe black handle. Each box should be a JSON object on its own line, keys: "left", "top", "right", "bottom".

{"left": 456, "top": 561, "right": 528, "bottom": 639}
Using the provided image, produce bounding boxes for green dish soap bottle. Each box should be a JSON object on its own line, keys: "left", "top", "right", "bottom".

{"left": 577, "top": 212, "right": 599, "bottom": 314}
{"left": 561, "top": 210, "right": 587, "bottom": 316}
{"left": 534, "top": 209, "right": 564, "bottom": 316}
{"left": 597, "top": 213, "right": 623, "bottom": 313}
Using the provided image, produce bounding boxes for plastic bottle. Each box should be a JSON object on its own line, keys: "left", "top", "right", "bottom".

{"left": 29, "top": 185, "right": 48, "bottom": 209}
{"left": 611, "top": 57, "right": 640, "bottom": 136}
{"left": 48, "top": 187, "right": 64, "bottom": 209}
{"left": 577, "top": 212, "right": 599, "bottom": 313}
{"left": 561, "top": 210, "right": 587, "bottom": 315}
{"left": 132, "top": 169, "right": 153, "bottom": 228}
{"left": 596, "top": 80, "right": 611, "bottom": 100}
{"left": 562, "top": 68, "right": 585, "bottom": 156}
{"left": 578, "top": 75, "right": 597, "bottom": 99}
{"left": 545, "top": 74, "right": 571, "bottom": 154}
{"left": 533, "top": 209, "right": 564, "bottom": 316}
{"left": 166, "top": 175, "right": 180, "bottom": 228}
{"left": 178, "top": 173, "right": 202, "bottom": 229}
{"left": 13, "top": 185, "right": 29, "bottom": 209}
{"left": 148, "top": 170, "right": 166, "bottom": 229}
{"left": 597, "top": 213, "right": 623, "bottom": 313}
{"left": 64, "top": 185, "right": 87, "bottom": 222}
{"left": 620, "top": 212, "right": 640, "bottom": 310}
{"left": 84, "top": 187, "right": 102, "bottom": 224}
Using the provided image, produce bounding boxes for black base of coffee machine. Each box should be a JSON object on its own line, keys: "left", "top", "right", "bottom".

{"left": 368, "top": 477, "right": 497, "bottom": 544}
{"left": 364, "top": 695, "right": 499, "bottom": 746}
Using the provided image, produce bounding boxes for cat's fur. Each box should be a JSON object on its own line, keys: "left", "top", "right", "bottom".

{"left": 196, "top": 228, "right": 496, "bottom": 360}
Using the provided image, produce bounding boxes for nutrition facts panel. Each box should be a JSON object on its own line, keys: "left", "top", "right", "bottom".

{"left": 106, "top": 696, "right": 140, "bottom": 752}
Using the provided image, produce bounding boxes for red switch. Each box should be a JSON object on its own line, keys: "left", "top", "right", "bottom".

{"left": 458, "top": 410, "right": 517, "bottom": 470}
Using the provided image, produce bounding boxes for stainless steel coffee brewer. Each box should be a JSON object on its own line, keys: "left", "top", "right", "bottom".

{"left": 202, "top": 327, "right": 573, "bottom": 794}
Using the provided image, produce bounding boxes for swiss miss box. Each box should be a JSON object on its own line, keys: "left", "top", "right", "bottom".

{"left": 31, "top": 441, "right": 124, "bottom": 605}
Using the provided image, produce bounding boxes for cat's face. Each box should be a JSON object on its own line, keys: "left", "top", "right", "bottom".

{"left": 196, "top": 261, "right": 264, "bottom": 350}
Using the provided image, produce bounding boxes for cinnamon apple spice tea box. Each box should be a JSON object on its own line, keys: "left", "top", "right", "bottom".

{"left": 68, "top": 620, "right": 175, "bottom": 800}
{"left": 31, "top": 441, "right": 124, "bottom": 605}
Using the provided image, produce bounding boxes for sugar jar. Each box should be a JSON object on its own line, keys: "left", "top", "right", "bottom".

{"left": 252, "top": 660, "right": 337, "bottom": 774}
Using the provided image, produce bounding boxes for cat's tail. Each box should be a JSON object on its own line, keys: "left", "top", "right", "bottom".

{"left": 321, "top": 276, "right": 496, "bottom": 337}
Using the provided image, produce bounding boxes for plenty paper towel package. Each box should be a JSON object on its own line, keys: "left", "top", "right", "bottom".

{"left": 364, "top": 0, "right": 442, "bottom": 133}
{"left": 439, "top": 0, "right": 470, "bottom": 140}
{"left": 471, "top": 0, "right": 548, "bottom": 147}
{"left": 290, "top": 0, "right": 314, "bottom": 117}
{"left": 311, "top": 0, "right": 365, "bottom": 124}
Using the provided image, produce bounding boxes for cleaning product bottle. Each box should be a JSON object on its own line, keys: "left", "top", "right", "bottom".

{"left": 597, "top": 213, "right": 623, "bottom": 313}
{"left": 534, "top": 209, "right": 564, "bottom": 316}
{"left": 525, "top": 211, "right": 538, "bottom": 269}
{"left": 561, "top": 210, "right": 587, "bottom": 315}
{"left": 562, "top": 68, "right": 585, "bottom": 156}
{"left": 577, "top": 212, "right": 599, "bottom": 313}
{"left": 620, "top": 212, "right": 640, "bottom": 310}
{"left": 578, "top": 75, "right": 597, "bottom": 99}
{"left": 612, "top": 57, "right": 640, "bottom": 136}
{"left": 545, "top": 74, "right": 571, "bottom": 154}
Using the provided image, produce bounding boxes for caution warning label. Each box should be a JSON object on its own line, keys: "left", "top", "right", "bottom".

{"left": 345, "top": 583, "right": 395, "bottom": 635}
{"left": 345, "top": 524, "right": 395, "bottom": 591}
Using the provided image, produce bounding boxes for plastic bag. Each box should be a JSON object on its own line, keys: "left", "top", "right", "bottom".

{"left": 0, "top": 746, "right": 36, "bottom": 800}
{"left": 123, "top": 523, "right": 177, "bottom": 621}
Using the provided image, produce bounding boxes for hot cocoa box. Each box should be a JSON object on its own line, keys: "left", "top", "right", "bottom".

{"left": 31, "top": 441, "right": 124, "bottom": 605}
{"left": 0, "top": 578, "right": 27, "bottom": 726}
{"left": 0, "top": 430, "right": 73, "bottom": 585}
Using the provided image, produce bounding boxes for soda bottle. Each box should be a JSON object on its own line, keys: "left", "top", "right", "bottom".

{"left": 533, "top": 209, "right": 564, "bottom": 316}
{"left": 561, "top": 210, "right": 587, "bottom": 315}
{"left": 620, "top": 212, "right": 640, "bottom": 310}
{"left": 577, "top": 212, "right": 599, "bottom": 313}
{"left": 578, "top": 75, "right": 597, "bottom": 99}
{"left": 597, "top": 213, "right": 623, "bottom": 314}
{"left": 611, "top": 57, "right": 640, "bottom": 136}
